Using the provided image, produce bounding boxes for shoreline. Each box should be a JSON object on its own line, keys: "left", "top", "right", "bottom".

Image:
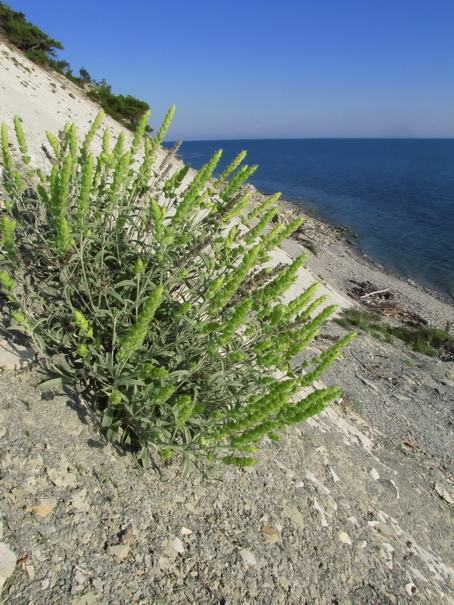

{"left": 282, "top": 194, "right": 454, "bottom": 307}
{"left": 242, "top": 184, "right": 454, "bottom": 330}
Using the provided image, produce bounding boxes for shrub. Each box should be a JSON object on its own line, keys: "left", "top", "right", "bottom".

{"left": 86, "top": 83, "right": 152, "bottom": 132}
{"left": 0, "top": 109, "right": 355, "bottom": 474}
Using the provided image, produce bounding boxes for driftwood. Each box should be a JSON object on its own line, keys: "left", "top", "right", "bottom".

{"left": 360, "top": 288, "right": 390, "bottom": 299}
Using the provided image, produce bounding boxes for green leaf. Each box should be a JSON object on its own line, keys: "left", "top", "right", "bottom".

{"left": 113, "top": 279, "right": 137, "bottom": 289}
{"left": 102, "top": 406, "right": 114, "bottom": 427}
{"left": 36, "top": 377, "right": 66, "bottom": 391}
{"left": 207, "top": 371, "right": 224, "bottom": 386}
{"left": 180, "top": 454, "right": 191, "bottom": 480}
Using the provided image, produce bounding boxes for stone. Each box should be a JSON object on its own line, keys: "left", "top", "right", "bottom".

{"left": 0, "top": 339, "right": 34, "bottom": 370}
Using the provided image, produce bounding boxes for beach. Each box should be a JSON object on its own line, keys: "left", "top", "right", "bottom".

{"left": 1, "top": 39, "right": 454, "bottom": 605}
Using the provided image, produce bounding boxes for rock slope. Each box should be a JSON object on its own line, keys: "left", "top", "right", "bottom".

{"left": 0, "top": 40, "right": 453, "bottom": 605}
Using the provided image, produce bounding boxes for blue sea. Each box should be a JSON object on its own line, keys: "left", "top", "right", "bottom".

{"left": 162, "top": 139, "right": 454, "bottom": 302}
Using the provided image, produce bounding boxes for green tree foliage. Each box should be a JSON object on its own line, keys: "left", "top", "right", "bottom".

{"left": 0, "top": 1, "right": 63, "bottom": 64}
{"left": 79, "top": 67, "right": 91, "bottom": 82}
{"left": 87, "top": 82, "right": 152, "bottom": 132}
{"left": 0, "top": 2, "right": 152, "bottom": 133}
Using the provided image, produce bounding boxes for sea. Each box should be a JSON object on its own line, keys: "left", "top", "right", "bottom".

{"left": 162, "top": 138, "right": 454, "bottom": 302}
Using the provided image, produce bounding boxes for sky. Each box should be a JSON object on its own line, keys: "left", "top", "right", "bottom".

{"left": 6, "top": 0, "right": 454, "bottom": 140}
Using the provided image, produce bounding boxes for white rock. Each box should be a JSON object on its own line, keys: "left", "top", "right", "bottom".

{"left": 329, "top": 466, "right": 340, "bottom": 482}
{"left": 74, "top": 570, "right": 86, "bottom": 584}
{"left": 435, "top": 482, "right": 454, "bottom": 505}
{"left": 273, "top": 459, "right": 295, "bottom": 478}
{"left": 109, "top": 544, "right": 130, "bottom": 562}
{"left": 370, "top": 468, "right": 380, "bottom": 481}
{"left": 338, "top": 531, "right": 352, "bottom": 545}
{"left": 171, "top": 537, "right": 185, "bottom": 554}
{"left": 305, "top": 471, "right": 331, "bottom": 494}
{"left": 239, "top": 549, "right": 257, "bottom": 566}
{"left": 71, "top": 489, "right": 90, "bottom": 512}
{"left": 313, "top": 499, "right": 328, "bottom": 527}
{"left": 0, "top": 543, "right": 17, "bottom": 595}
{"left": 0, "top": 339, "right": 34, "bottom": 370}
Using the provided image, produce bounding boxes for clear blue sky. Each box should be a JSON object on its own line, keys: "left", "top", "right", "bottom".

{"left": 7, "top": 0, "right": 454, "bottom": 139}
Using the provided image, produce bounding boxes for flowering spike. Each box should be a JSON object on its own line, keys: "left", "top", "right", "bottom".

{"left": 151, "top": 105, "right": 175, "bottom": 151}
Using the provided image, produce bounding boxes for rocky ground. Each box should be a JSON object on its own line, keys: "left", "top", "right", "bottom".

{"left": 1, "top": 39, "right": 454, "bottom": 605}
{"left": 1, "top": 206, "right": 453, "bottom": 605}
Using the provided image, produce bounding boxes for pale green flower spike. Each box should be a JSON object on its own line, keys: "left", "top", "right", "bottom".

{"left": 76, "top": 153, "right": 94, "bottom": 222}
{"left": 245, "top": 206, "right": 279, "bottom": 244}
{"left": 272, "top": 216, "right": 304, "bottom": 247}
{"left": 77, "top": 343, "right": 88, "bottom": 357}
{"left": 109, "top": 390, "right": 122, "bottom": 405}
{"left": 55, "top": 216, "right": 72, "bottom": 254}
{"left": 45, "top": 131, "right": 61, "bottom": 159}
{"left": 57, "top": 155, "right": 72, "bottom": 213}
{"left": 67, "top": 123, "right": 77, "bottom": 157}
{"left": 223, "top": 191, "right": 250, "bottom": 221}
{"left": 248, "top": 192, "right": 281, "bottom": 219}
{"left": 82, "top": 110, "right": 104, "bottom": 151}
{"left": 134, "top": 258, "right": 144, "bottom": 274}
{"left": 214, "top": 150, "right": 247, "bottom": 187}
{"left": 73, "top": 310, "right": 93, "bottom": 337}
{"left": 1, "top": 215, "right": 17, "bottom": 258}
{"left": 110, "top": 152, "right": 131, "bottom": 197}
{"left": 117, "top": 285, "right": 164, "bottom": 360}
{"left": 13, "top": 116, "right": 30, "bottom": 163}
{"left": 151, "top": 105, "right": 176, "bottom": 151}
{"left": 101, "top": 129, "right": 110, "bottom": 153}
{"left": 112, "top": 131, "right": 125, "bottom": 159}
{"left": 0, "top": 271, "right": 14, "bottom": 292}
{"left": 220, "top": 164, "right": 258, "bottom": 201}
{"left": 222, "top": 456, "right": 258, "bottom": 467}
{"left": 1, "top": 123, "right": 13, "bottom": 172}
{"left": 130, "top": 109, "right": 151, "bottom": 158}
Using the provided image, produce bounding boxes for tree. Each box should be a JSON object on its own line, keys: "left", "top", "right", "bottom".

{"left": 0, "top": 2, "right": 63, "bottom": 64}
{"left": 79, "top": 67, "right": 91, "bottom": 82}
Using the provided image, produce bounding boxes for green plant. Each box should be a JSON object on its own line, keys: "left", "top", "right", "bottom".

{"left": 0, "top": 109, "right": 355, "bottom": 474}
{"left": 335, "top": 308, "right": 385, "bottom": 333}
{"left": 392, "top": 325, "right": 453, "bottom": 357}
{"left": 86, "top": 82, "right": 152, "bottom": 132}
{"left": 336, "top": 309, "right": 453, "bottom": 358}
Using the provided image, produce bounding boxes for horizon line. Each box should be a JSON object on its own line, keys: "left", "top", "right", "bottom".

{"left": 165, "top": 136, "right": 454, "bottom": 143}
